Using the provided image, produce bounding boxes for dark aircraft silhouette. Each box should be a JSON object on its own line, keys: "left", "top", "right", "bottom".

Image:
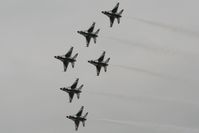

{"left": 102, "top": 2, "right": 124, "bottom": 27}
{"left": 54, "top": 47, "right": 78, "bottom": 72}
{"left": 66, "top": 106, "right": 88, "bottom": 131}
{"left": 60, "top": 78, "right": 83, "bottom": 103}
{"left": 88, "top": 51, "right": 110, "bottom": 76}
{"left": 77, "top": 22, "right": 100, "bottom": 47}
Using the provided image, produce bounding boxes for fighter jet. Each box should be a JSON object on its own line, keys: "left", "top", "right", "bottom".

{"left": 60, "top": 78, "right": 83, "bottom": 103}
{"left": 88, "top": 51, "right": 110, "bottom": 76}
{"left": 102, "top": 2, "right": 124, "bottom": 27}
{"left": 77, "top": 22, "right": 100, "bottom": 47}
{"left": 54, "top": 47, "right": 78, "bottom": 72}
{"left": 66, "top": 106, "right": 88, "bottom": 131}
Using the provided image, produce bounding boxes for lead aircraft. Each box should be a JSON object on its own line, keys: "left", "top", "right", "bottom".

{"left": 102, "top": 2, "right": 124, "bottom": 27}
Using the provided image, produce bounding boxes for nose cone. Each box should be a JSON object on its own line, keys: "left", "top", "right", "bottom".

{"left": 66, "top": 116, "right": 69, "bottom": 119}
{"left": 88, "top": 60, "right": 91, "bottom": 63}
{"left": 54, "top": 56, "right": 58, "bottom": 59}
{"left": 60, "top": 88, "right": 63, "bottom": 91}
{"left": 102, "top": 11, "right": 105, "bottom": 14}
{"left": 77, "top": 31, "right": 81, "bottom": 34}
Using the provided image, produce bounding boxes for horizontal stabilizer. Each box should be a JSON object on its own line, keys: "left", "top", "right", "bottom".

{"left": 93, "top": 37, "right": 97, "bottom": 44}
{"left": 104, "top": 66, "right": 107, "bottom": 72}
{"left": 71, "top": 62, "right": 75, "bottom": 68}
{"left": 117, "top": 18, "right": 120, "bottom": 24}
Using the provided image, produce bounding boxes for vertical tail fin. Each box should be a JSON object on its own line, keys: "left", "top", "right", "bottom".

{"left": 118, "top": 9, "right": 124, "bottom": 15}
{"left": 105, "top": 58, "right": 110, "bottom": 64}
{"left": 72, "top": 53, "right": 78, "bottom": 60}
{"left": 95, "top": 29, "right": 100, "bottom": 35}
{"left": 78, "top": 84, "right": 83, "bottom": 91}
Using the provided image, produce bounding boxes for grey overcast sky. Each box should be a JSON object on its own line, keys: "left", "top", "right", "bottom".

{"left": 1, "top": 0, "right": 199, "bottom": 133}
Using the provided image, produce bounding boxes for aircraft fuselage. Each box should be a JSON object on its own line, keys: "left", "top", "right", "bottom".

{"left": 77, "top": 31, "right": 98, "bottom": 38}
{"left": 60, "top": 88, "right": 81, "bottom": 94}
{"left": 102, "top": 11, "right": 121, "bottom": 18}
{"left": 88, "top": 60, "right": 108, "bottom": 67}
{"left": 67, "top": 115, "right": 86, "bottom": 122}
{"left": 54, "top": 56, "right": 76, "bottom": 63}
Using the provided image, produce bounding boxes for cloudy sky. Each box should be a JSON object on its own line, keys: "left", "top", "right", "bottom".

{"left": 1, "top": 0, "right": 199, "bottom": 133}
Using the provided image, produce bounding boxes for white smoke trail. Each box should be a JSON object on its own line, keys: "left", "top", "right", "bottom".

{"left": 97, "top": 119, "right": 199, "bottom": 133}
{"left": 128, "top": 17, "right": 199, "bottom": 38}
{"left": 86, "top": 91, "right": 198, "bottom": 107}
{"left": 111, "top": 64, "right": 178, "bottom": 81}
{"left": 102, "top": 36, "right": 172, "bottom": 54}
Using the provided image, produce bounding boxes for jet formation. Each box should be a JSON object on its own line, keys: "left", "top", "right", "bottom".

{"left": 54, "top": 2, "right": 123, "bottom": 131}
{"left": 88, "top": 51, "right": 110, "bottom": 76}
{"left": 102, "top": 2, "right": 124, "bottom": 27}
{"left": 60, "top": 78, "right": 83, "bottom": 103}
{"left": 66, "top": 106, "right": 88, "bottom": 131}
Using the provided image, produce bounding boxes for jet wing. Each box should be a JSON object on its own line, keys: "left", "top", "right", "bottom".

{"left": 112, "top": 2, "right": 119, "bottom": 13}
{"left": 76, "top": 106, "right": 84, "bottom": 117}
{"left": 98, "top": 51, "right": 105, "bottom": 62}
{"left": 65, "top": 47, "right": 73, "bottom": 57}
{"left": 87, "top": 22, "right": 95, "bottom": 33}
{"left": 63, "top": 61, "right": 69, "bottom": 72}
{"left": 68, "top": 92, "right": 74, "bottom": 103}
{"left": 85, "top": 36, "right": 91, "bottom": 47}
{"left": 71, "top": 78, "right": 79, "bottom": 89}
{"left": 96, "top": 65, "right": 102, "bottom": 76}
{"left": 74, "top": 120, "right": 80, "bottom": 131}
{"left": 109, "top": 16, "right": 115, "bottom": 27}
